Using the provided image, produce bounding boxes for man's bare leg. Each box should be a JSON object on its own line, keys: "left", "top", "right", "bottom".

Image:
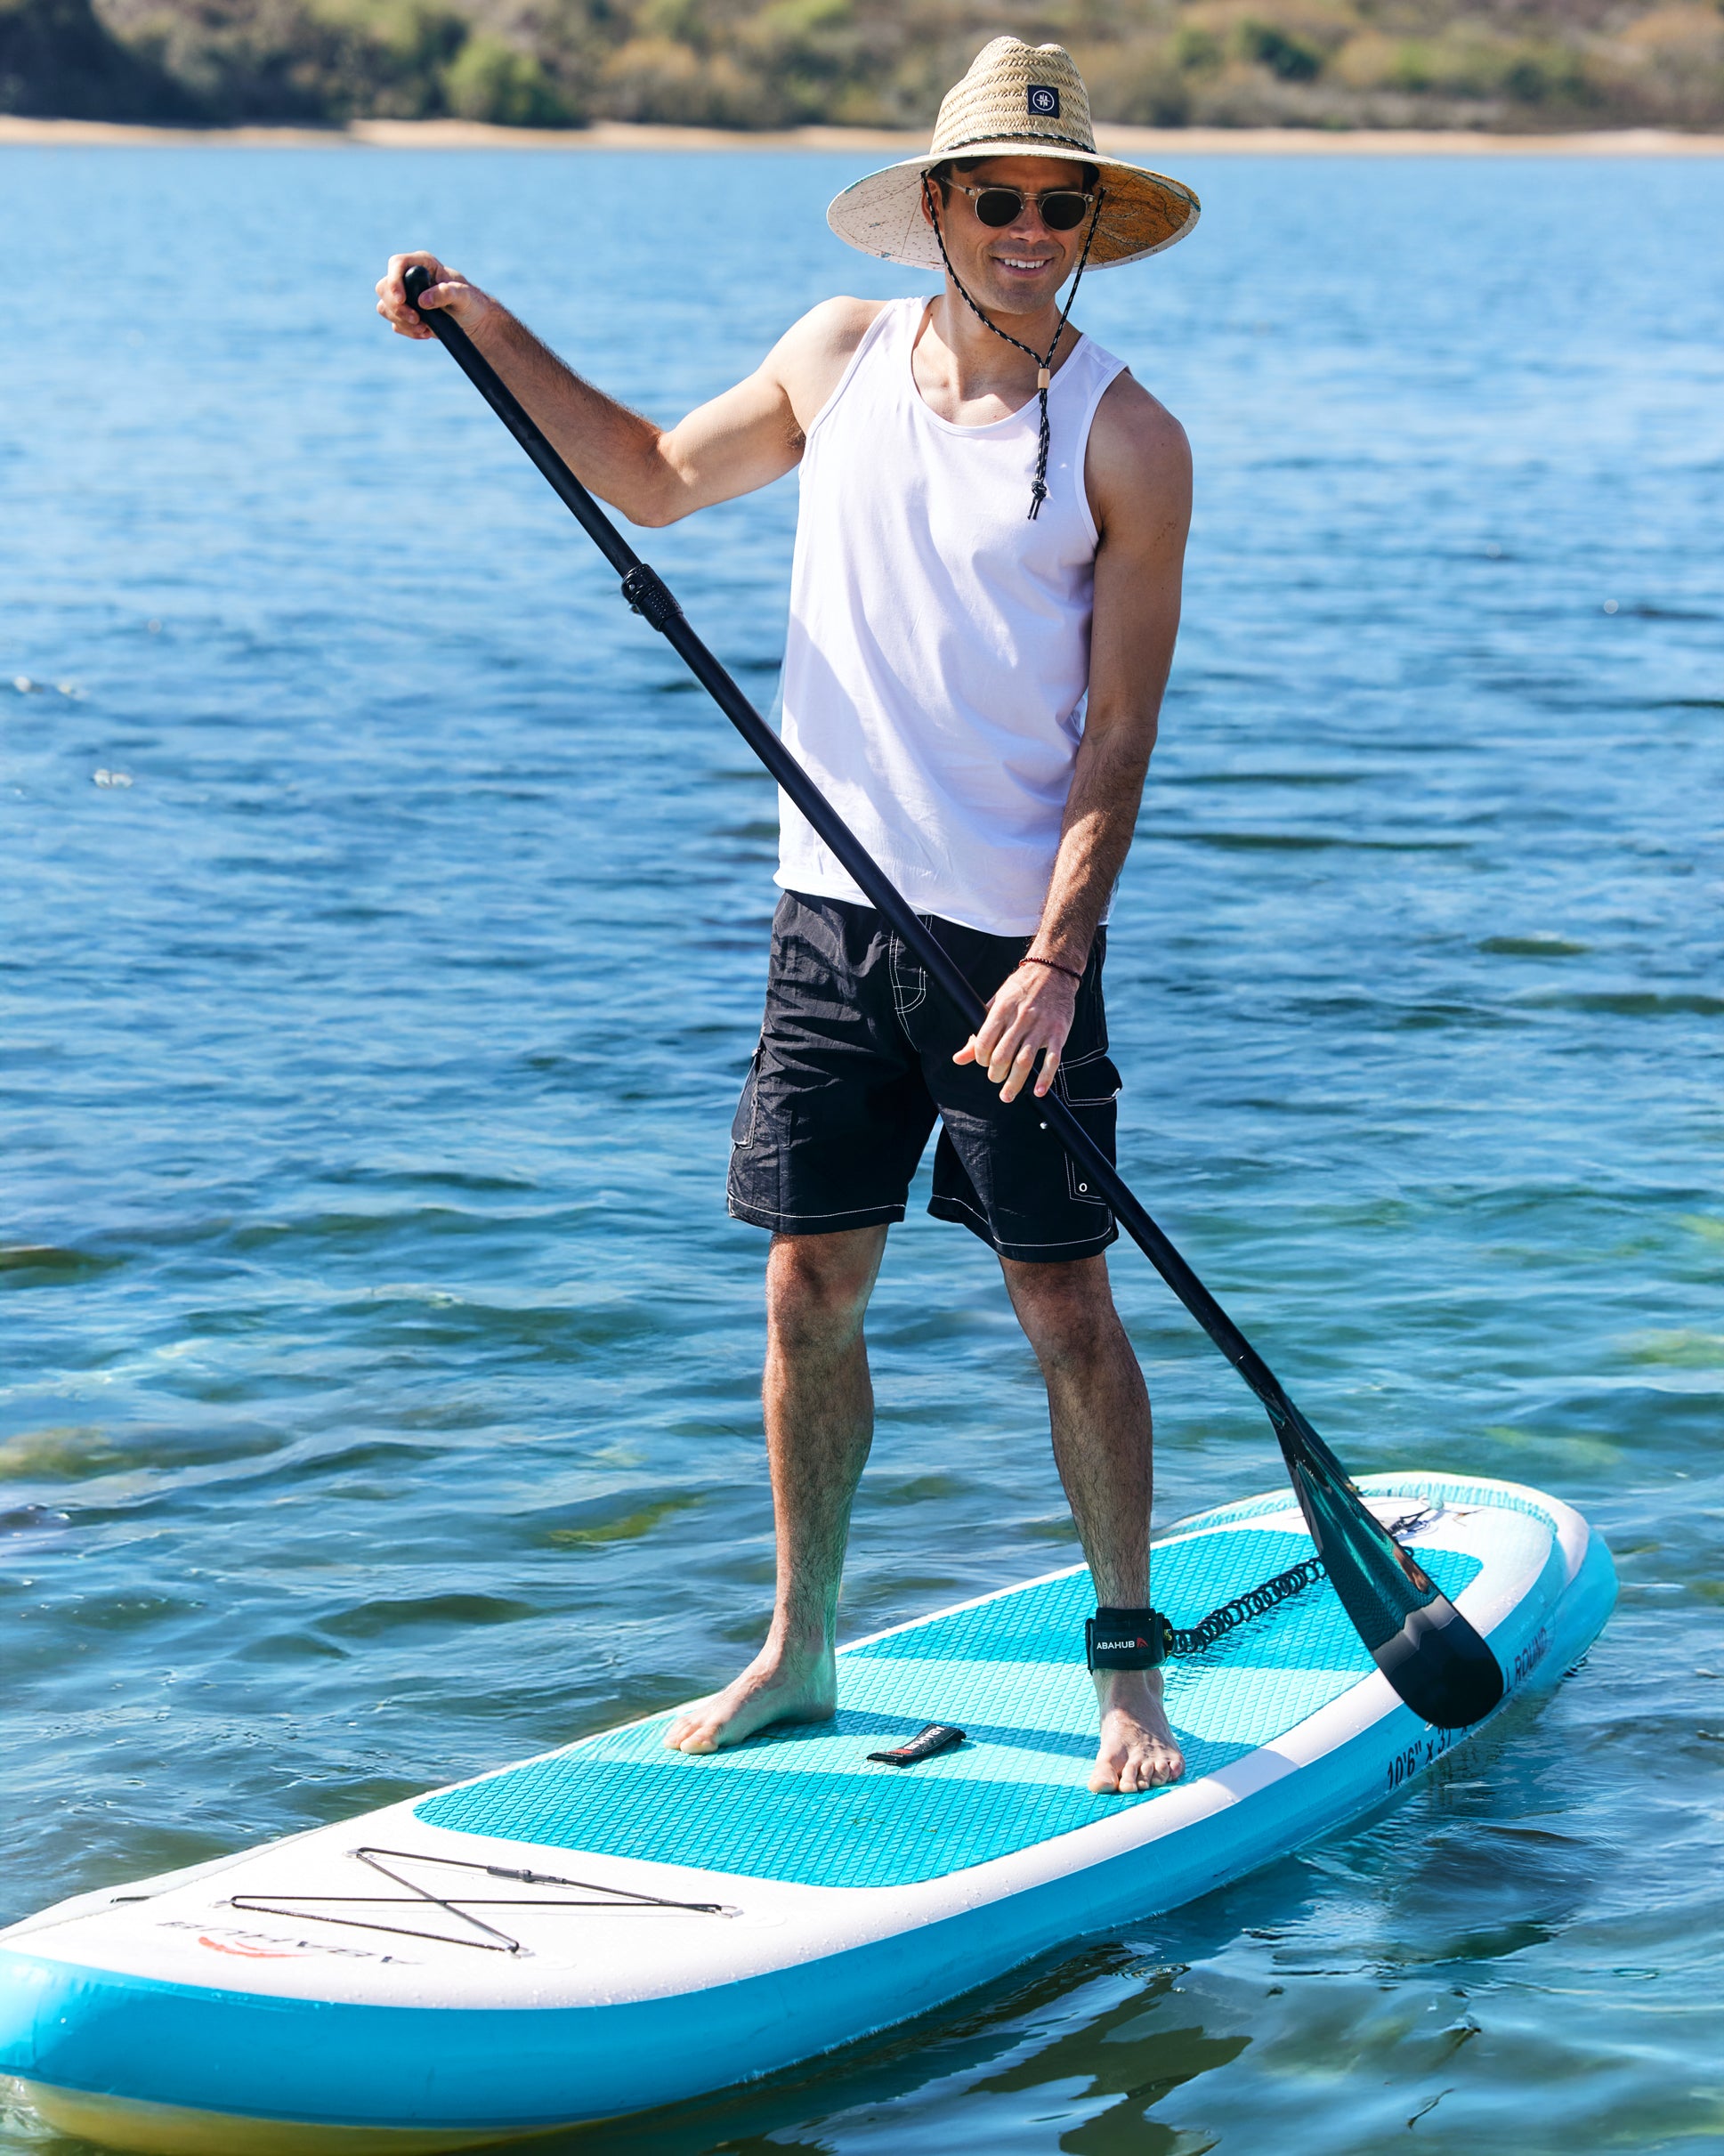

{"left": 666, "top": 1224, "right": 887, "bottom": 1755}
{"left": 1000, "top": 1252, "right": 1185, "bottom": 1794}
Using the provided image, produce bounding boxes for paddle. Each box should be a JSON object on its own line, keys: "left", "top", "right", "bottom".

{"left": 401, "top": 266, "right": 1504, "bottom": 1731}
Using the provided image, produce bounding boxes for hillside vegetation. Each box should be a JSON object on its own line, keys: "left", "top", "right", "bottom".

{"left": 4, "top": 0, "right": 1723, "bottom": 131}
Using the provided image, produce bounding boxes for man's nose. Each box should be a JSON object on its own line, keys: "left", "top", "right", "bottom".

{"left": 1006, "top": 199, "right": 1056, "bottom": 238}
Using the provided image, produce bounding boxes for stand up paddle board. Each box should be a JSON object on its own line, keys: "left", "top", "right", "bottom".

{"left": 0, "top": 1471, "right": 1613, "bottom": 2153}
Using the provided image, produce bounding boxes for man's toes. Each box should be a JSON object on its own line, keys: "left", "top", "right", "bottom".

{"left": 1135, "top": 1745, "right": 1182, "bottom": 1789}
{"left": 665, "top": 1712, "right": 716, "bottom": 1753}
{"left": 1097, "top": 1738, "right": 1186, "bottom": 1794}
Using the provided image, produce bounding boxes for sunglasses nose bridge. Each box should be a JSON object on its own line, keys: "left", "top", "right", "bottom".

{"left": 982, "top": 190, "right": 1051, "bottom": 234}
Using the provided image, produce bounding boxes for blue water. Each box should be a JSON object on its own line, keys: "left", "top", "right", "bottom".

{"left": 3, "top": 144, "right": 1720, "bottom": 2152}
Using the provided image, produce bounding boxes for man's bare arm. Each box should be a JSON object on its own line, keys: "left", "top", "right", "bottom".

{"left": 959, "top": 376, "right": 1191, "bottom": 1102}
{"left": 1030, "top": 382, "right": 1189, "bottom": 969}
{"left": 376, "top": 253, "right": 878, "bottom": 528}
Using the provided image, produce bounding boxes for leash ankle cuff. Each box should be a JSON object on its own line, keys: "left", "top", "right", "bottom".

{"left": 1086, "top": 1608, "right": 1171, "bottom": 1671}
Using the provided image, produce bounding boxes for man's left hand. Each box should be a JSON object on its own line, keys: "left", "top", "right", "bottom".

{"left": 954, "top": 961, "right": 1080, "bottom": 1104}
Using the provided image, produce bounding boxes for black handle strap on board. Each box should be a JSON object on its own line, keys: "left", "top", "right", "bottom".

{"left": 866, "top": 1723, "right": 967, "bottom": 1767}
{"left": 399, "top": 266, "right": 1504, "bottom": 1732}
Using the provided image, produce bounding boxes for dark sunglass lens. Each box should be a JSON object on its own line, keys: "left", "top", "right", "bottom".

{"left": 1040, "top": 191, "right": 1089, "bottom": 231}
{"left": 975, "top": 189, "right": 1022, "bottom": 227}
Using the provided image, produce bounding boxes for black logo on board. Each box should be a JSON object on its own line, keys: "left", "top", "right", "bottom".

{"left": 1027, "top": 85, "right": 1060, "bottom": 117}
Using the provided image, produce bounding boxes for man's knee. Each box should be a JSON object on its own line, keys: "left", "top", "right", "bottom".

{"left": 767, "top": 1227, "right": 886, "bottom": 1349}
{"left": 1001, "top": 1253, "right": 1121, "bottom": 1366}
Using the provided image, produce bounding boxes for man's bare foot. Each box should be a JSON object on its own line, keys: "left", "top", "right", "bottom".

{"left": 1089, "top": 1668, "right": 1185, "bottom": 1793}
{"left": 664, "top": 1638, "right": 837, "bottom": 1755}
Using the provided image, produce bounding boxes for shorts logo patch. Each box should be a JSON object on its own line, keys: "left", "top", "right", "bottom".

{"left": 1027, "top": 85, "right": 1060, "bottom": 118}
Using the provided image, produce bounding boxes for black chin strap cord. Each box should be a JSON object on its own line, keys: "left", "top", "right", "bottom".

{"left": 921, "top": 174, "right": 1105, "bottom": 521}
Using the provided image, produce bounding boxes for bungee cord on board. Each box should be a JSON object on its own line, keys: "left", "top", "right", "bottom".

{"left": 227, "top": 1846, "right": 733, "bottom": 1957}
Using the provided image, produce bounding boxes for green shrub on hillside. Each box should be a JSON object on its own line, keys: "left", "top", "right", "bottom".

{"left": 1238, "top": 19, "right": 1323, "bottom": 81}
{"left": 443, "top": 28, "right": 566, "bottom": 121}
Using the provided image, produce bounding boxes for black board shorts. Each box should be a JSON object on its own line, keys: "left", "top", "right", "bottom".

{"left": 726, "top": 891, "right": 1121, "bottom": 1264}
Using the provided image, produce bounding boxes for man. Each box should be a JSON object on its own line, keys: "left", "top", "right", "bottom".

{"left": 377, "top": 38, "right": 1199, "bottom": 1794}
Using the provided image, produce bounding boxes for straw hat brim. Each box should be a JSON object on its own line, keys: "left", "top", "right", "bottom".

{"left": 828, "top": 144, "right": 1200, "bottom": 272}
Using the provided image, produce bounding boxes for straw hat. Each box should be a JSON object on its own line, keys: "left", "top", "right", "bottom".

{"left": 828, "top": 37, "right": 1200, "bottom": 273}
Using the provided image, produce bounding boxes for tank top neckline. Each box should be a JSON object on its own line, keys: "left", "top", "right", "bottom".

{"left": 904, "top": 298, "right": 1091, "bottom": 439}
{"left": 778, "top": 292, "right": 1128, "bottom": 933}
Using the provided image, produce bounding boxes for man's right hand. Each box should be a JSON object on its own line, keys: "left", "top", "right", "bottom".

{"left": 376, "top": 252, "right": 496, "bottom": 344}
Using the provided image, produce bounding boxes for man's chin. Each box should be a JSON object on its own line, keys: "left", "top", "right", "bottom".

{"left": 972, "top": 275, "right": 1064, "bottom": 320}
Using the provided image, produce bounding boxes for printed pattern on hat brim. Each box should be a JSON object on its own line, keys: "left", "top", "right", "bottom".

{"left": 828, "top": 147, "right": 1200, "bottom": 273}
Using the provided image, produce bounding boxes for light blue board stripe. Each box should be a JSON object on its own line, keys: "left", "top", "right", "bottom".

{"left": 415, "top": 1532, "right": 1483, "bottom": 1886}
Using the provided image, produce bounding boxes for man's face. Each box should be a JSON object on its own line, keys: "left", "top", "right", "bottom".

{"left": 924, "top": 157, "right": 1092, "bottom": 321}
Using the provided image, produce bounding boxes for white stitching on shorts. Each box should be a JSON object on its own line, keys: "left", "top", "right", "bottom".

{"left": 930, "top": 1189, "right": 1114, "bottom": 1250}
{"left": 728, "top": 1196, "right": 908, "bottom": 1228}
{"left": 887, "top": 935, "right": 926, "bottom": 1020}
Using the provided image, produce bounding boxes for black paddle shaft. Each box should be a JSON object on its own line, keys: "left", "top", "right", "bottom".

{"left": 400, "top": 267, "right": 1503, "bottom": 1730}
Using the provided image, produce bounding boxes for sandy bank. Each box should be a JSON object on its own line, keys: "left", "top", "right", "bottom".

{"left": 2, "top": 114, "right": 1721, "bottom": 155}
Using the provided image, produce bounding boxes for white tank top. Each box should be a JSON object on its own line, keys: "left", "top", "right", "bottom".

{"left": 775, "top": 296, "right": 1128, "bottom": 936}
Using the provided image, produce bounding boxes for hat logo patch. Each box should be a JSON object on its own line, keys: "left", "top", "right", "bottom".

{"left": 1027, "top": 84, "right": 1060, "bottom": 117}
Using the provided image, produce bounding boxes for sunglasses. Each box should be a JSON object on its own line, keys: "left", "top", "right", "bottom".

{"left": 950, "top": 182, "right": 1097, "bottom": 232}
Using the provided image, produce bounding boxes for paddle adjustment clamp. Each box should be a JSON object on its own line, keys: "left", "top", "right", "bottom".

{"left": 1086, "top": 1608, "right": 1172, "bottom": 1672}
{"left": 620, "top": 563, "right": 684, "bottom": 634}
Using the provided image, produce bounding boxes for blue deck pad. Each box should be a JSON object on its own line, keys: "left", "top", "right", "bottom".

{"left": 417, "top": 1531, "right": 1483, "bottom": 1889}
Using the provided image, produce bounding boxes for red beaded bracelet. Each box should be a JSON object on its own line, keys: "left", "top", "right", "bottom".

{"left": 1024, "top": 953, "right": 1084, "bottom": 983}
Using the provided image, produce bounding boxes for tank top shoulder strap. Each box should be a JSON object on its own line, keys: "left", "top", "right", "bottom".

{"left": 1062, "top": 335, "right": 1128, "bottom": 425}
{"left": 1057, "top": 336, "right": 1129, "bottom": 539}
{"left": 804, "top": 297, "right": 917, "bottom": 446}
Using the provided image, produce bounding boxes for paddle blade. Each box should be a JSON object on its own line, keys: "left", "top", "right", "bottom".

{"left": 1282, "top": 1416, "right": 1504, "bottom": 1730}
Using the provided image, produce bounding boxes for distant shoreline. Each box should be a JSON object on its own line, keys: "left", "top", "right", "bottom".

{"left": 4, "top": 115, "right": 1722, "bottom": 155}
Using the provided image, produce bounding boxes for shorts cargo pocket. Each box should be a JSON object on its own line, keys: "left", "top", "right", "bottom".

{"left": 731, "top": 1048, "right": 762, "bottom": 1149}
{"left": 1057, "top": 1052, "right": 1120, "bottom": 1209}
